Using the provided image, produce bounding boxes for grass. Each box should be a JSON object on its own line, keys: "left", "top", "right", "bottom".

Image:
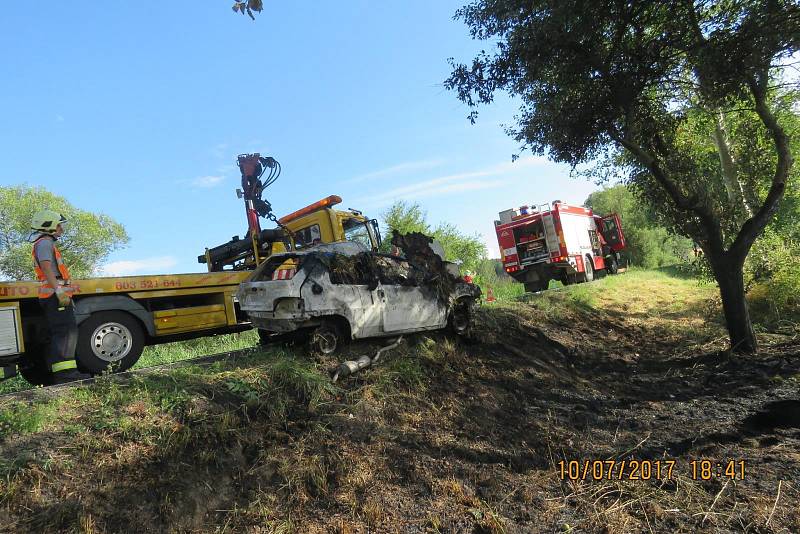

{"left": 0, "top": 268, "right": 797, "bottom": 532}
{"left": 135, "top": 329, "right": 260, "bottom": 368}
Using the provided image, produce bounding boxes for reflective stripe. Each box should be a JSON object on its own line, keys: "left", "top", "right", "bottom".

{"left": 51, "top": 360, "right": 78, "bottom": 372}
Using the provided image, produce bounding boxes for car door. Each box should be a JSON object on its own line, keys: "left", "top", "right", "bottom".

{"left": 376, "top": 256, "right": 447, "bottom": 332}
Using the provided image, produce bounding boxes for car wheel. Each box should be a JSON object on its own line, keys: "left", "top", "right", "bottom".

{"left": 449, "top": 298, "right": 473, "bottom": 335}
{"left": 257, "top": 328, "right": 272, "bottom": 346}
{"left": 309, "top": 321, "right": 342, "bottom": 355}
{"left": 76, "top": 311, "right": 145, "bottom": 374}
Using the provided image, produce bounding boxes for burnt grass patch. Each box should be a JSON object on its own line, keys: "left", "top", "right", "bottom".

{"left": 1, "top": 275, "right": 799, "bottom": 533}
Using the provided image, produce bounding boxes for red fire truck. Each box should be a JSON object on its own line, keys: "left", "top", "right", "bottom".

{"left": 494, "top": 201, "right": 626, "bottom": 292}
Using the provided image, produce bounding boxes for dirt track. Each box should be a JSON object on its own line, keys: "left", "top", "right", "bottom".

{"left": 1, "top": 277, "right": 798, "bottom": 533}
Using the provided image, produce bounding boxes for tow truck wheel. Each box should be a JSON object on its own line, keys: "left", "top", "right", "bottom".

{"left": 583, "top": 255, "right": 595, "bottom": 282}
{"left": 309, "top": 320, "right": 342, "bottom": 355}
{"left": 76, "top": 311, "right": 145, "bottom": 374}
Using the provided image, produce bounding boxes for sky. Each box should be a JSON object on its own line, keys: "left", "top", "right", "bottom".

{"left": 0, "top": 1, "right": 599, "bottom": 276}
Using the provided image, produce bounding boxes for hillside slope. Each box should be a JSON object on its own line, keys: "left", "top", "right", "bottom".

{"left": 1, "top": 270, "right": 798, "bottom": 533}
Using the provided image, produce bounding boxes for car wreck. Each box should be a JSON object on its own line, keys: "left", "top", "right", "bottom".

{"left": 237, "top": 233, "right": 481, "bottom": 353}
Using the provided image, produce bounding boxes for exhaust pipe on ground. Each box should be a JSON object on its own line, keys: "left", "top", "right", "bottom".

{"left": 331, "top": 336, "right": 404, "bottom": 382}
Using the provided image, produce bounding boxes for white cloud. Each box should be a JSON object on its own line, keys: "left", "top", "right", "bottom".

{"left": 355, "top": 155, "right": 547, "bottom": 206}
{"left": 101, "top": 256, "right": 179, "bottom": 277}
{"left": 189, "top": 175, "right": 226, "bottom": 188}
{"left": 347, "top": 159, "right": 445, "bottom": 183}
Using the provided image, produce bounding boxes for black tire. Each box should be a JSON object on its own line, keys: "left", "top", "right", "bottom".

{"left": 18, "top": 344, "right": 53, "bottom": 386}
{"left": 76, "top": 311, "right": 145, "bottom": 374}
{"left": 309, "top": 320, "right": 343, "bottom": 355}
{"left": 582, "top": 255, "right": 595, "bottom": 283}
{"left": 524, "top": 279, "right": 549, "bottom": 293}
{"left": 449, "top": 298, "right": 473, "bottom": 335}
{"left": 257, "top": 328, "right": 273, "bottom": 346}
{"left": 606, "top": 254, "right": 619, "bottom": 275}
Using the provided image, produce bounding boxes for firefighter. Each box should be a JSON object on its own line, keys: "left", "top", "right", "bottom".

{"left": 30, "top": 210, "right": 91, "bottom": 384}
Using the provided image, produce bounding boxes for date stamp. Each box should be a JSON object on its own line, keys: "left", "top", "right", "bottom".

{"left": 557, "top": 459, "right": 746, "bottom": 481}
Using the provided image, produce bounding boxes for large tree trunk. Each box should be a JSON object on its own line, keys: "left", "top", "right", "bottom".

{"left": 712, "top": 253, "right": 757, "bottom": 354}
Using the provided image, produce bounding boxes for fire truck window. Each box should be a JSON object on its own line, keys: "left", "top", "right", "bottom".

{"left": 603, "top": 219, "right": 617, "bottom": 233}
{"left": 294, "top": 224, "right": 322, "bottom": 250}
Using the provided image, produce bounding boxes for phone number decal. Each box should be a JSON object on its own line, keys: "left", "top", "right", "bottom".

{"left": 114, "top": 279, "right": 182, "bottom": 291}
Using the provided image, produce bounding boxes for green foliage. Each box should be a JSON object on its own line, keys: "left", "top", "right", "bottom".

{"left": 585, "top": 185, "right": 693, "bottom": 268}
{"left": 381, "top": 201, "right": 487, "bottom": 273}
{"left": 0, "top": 185, "right": 129, "bottom": 280}
{"left": 746, "top": 230, "right": 800, "bottom": 326}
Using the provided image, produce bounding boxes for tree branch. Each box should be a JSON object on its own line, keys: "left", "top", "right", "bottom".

{"left": 729, "top": 75, "right": 793, "bottom": 258}
{"left": 610, "top": 129, "right": 725, "bottom": 254}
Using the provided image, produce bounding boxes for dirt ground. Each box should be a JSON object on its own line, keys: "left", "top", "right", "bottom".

{"left": 1, "top": 273, "right": 798, "bottom": 533}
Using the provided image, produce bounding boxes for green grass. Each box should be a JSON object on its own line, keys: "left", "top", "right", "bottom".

{"left": 135, "top": 329, "right": 260, "bottom": 369}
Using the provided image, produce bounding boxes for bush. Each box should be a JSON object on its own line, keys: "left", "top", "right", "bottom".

{"left": 746, "top": 230, "right": 800, "bottom": 325}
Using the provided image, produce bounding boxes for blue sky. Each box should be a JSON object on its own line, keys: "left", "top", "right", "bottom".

{"left": 0, "top": 1, "right": 599, "bottom": 275}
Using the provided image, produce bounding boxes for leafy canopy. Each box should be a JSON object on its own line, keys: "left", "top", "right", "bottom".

{"left": 0, "top": 185, "right": 129, "bottom": 280}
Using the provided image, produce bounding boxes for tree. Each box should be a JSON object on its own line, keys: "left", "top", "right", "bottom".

{"left": 446, "top": 0, "right": 799, "bottom": 353}
{"left": 0, "top": 185, "right": 129, "bottom": 280}
{"left": 381, "top": 201, "right": 487, "bottom": 273}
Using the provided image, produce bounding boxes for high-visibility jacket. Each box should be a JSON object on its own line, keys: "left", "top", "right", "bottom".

{"left": 32, "top": 236, "right": 74, "bottom": 299}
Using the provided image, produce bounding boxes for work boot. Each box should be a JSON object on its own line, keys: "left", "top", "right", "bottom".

{"left": 51, "top": 370, "right": 92, "bottom": 385}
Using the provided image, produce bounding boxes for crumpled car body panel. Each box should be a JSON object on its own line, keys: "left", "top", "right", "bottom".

{"left": 237, "top": 242, "right": 479, "bottom": 339}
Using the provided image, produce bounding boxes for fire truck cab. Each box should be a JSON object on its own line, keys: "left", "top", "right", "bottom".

{"left": 494, "top": 201, "right": 626, "bottom": 292}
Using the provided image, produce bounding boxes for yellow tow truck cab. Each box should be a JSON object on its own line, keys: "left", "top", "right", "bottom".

{"left": 0, "top": 196, "right": 379, "bottom": 385}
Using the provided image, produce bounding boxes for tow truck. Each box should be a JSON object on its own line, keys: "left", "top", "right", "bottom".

{"left": 0, "top": 154, "right": 380, "bottom": 385}
{"left": 494, "top": 200, "right": 626, "bottom": 292}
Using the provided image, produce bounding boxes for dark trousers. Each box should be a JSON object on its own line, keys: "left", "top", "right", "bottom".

{"left": 39, "top": 296, "right": 78, "bottom": 369}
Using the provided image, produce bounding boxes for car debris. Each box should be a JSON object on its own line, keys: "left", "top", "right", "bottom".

{"left": 237, "top": 234, "right": 480, "bottom": 353}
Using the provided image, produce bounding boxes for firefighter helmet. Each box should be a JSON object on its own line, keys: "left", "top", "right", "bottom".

{"left": 31, "top": 210, "right": 67, "bottom": 233}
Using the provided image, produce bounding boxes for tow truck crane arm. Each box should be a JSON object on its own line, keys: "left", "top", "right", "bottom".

{"left": 198, "top": 153, "right": 290, "bottom": 271}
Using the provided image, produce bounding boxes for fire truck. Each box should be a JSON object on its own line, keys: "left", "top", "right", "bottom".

{"left": 494, "top": 201, "right": 626, "bottom": 292}
{"left": 0, "top": 154, "right": 380, "bottom": 385}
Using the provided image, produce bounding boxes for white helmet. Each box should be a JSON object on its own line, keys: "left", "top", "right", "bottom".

{"left": 31, "top": 210, "right": 67, "bottom": 233}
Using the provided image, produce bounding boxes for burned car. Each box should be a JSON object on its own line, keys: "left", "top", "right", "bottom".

{"left": 237, "top": 237, "right": 480, "bottom": 353}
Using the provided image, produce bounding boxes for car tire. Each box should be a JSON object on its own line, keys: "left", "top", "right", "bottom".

{"left": 309, "top": 320, "right": 343, "bottom": 355}
{"left": 449, "top": 298, "right": 473, "bottom": 335}
{"left": 257, "top": 328, "right": 272, "bottom": 346}
{"left": 76, "top": 311, "right": 145, "bottom": 374}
